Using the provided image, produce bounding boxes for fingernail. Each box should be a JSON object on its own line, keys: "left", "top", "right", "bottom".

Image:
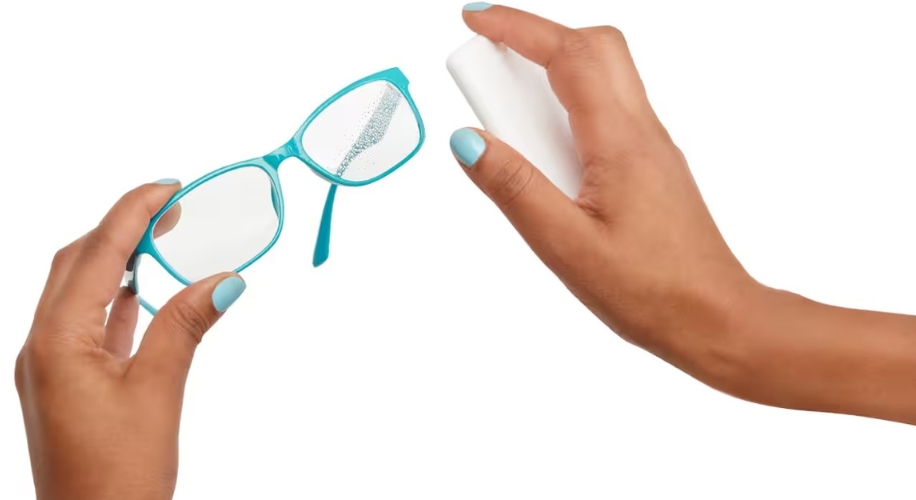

{"left": 212, "top": 276, "right": 246, "bottom": 313}
{"left": 463, "top": 2, "right": 493, "bottom": 10}
{"left": 450, "top": 128, "right": 487, "bottom": 169}
{"left": 155, "top": 178, "right": 181, "bottom": 185}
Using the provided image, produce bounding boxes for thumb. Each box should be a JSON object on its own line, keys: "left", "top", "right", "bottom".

{"left": 449, "top": 127, "right": 594, "bottom": 261}
{"left": 130, "top": 273, "right": 246, "bottom": 388}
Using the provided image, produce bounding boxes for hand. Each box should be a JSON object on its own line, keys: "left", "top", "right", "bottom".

{"left": 15, "top": 181, "right": 247, "bottom": 500}
{"left": 450, "top": 5, "right": 752, "bottom": 381}
{"left": 450, "top": 4, "right": 916, "bottom": 425}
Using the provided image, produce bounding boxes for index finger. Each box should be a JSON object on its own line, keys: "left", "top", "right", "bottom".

{"left": 58, "top": 180, "right": 181, "bottom": 314}
{"left": 462, "top": 5, "right": 641, "bottom": 170}
{"left": 463, "top": 4, "right": 573, "bottom": 69}
{"left": 462, "top": 5, "right": 620, "bottom": 114}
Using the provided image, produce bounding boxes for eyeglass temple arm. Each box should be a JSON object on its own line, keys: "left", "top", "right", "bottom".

{"left": 124, "top": 252, "right": 160, "bottom": 315}
{"left": 312, "top": 183, "right": 337, "bottom": 267}
{"left": 309, "top": 84, "right": 400, "bottom": 267}
{"left": 267, "top": 182, "right": 335, "bottom": 267}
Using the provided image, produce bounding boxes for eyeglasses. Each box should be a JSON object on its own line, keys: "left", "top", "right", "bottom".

{"left": 125, "top": 67, "right": 425, "bottom": 315}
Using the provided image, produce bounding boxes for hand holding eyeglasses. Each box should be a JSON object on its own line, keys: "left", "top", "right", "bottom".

{"left": 15, "top": 181, "right": 246, "bottom": 500}
{"left": 451, "top": 4, "right": 916, "bottom": 425}
{"left": 15, "top": 65, "right": 424, "bottom": 498}
{"left": 16, "top": 66, "right": 424, "bottom": 498}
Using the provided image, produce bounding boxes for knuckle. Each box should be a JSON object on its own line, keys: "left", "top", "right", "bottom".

{"left": 24, "top": 336, "right": 54, "bottom": 361}
{"left": 84, "top": 225, "right": 136, "bottom": 261}
{"left": 14, "top": 349, "right": 26, "bottom": 393}
{"left": 82, "top": 225, "right": 118, "bottom": 256}
{"left": 166, "top": 300, "right": 211, "bottom": 345}
{"left": 591, "top": 25, "right": 625, "bottom": 44}
{"left": 560, "top": 30, "right": 595, "bottom": 59}
{"left": 488, "top": 157, "right": 536, "bottom": 209}
{"left": 16, "top": 337, "right": 61, "bottom": 391}
{"left": 118, "top": 186, "right": 152, "bottom": 211}
{"left": 93, "top": 187, "right": 161, "bottom": 251}
{"left": 51, "top": 245, "right": 77, "bottom": 271}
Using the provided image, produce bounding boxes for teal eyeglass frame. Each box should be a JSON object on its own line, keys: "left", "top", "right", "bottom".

{"left": 126, "top": 67, "right": 425, "bottom": 315}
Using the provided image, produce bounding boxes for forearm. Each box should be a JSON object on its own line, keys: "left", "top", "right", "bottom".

{"left": 697, "top": 283, "right": 916, "bottom": 425}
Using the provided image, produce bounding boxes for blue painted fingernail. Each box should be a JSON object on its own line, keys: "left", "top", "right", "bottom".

{"left": 463, "top": 2, "right": 492, "bottom": 10}
{"left": 211, "top": 276, "right": 246, "bottom": 313}
{"left": 450, "top": 128, "right": 487, "bottom": 169}
{"left": 155, "top": 178, "right": 180, "bottom": 185}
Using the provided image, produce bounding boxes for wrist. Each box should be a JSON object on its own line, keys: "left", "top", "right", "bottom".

{"left": 36, "top": 471, "right": 176, "bottom": 500}
{"left": 647, "top": 269, "right": 768, "bottom": 396}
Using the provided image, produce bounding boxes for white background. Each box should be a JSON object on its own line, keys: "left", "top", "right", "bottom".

{"left": 2, "top": 0, "right": 915, "bottom": 498}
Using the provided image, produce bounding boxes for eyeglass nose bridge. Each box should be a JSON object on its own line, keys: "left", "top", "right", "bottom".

{"left": 260, "top": 138, "right": 339, "bottom": 268}
{"left": 262, "top": 140, "right": 301, "bottom": 169}
{"left": 263, "top": 142, "right": 337, "bottom": 187}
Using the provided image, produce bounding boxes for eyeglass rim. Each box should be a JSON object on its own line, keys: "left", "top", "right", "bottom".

{"left": 129, "top": 67, "right": 425, "bottom": 314}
